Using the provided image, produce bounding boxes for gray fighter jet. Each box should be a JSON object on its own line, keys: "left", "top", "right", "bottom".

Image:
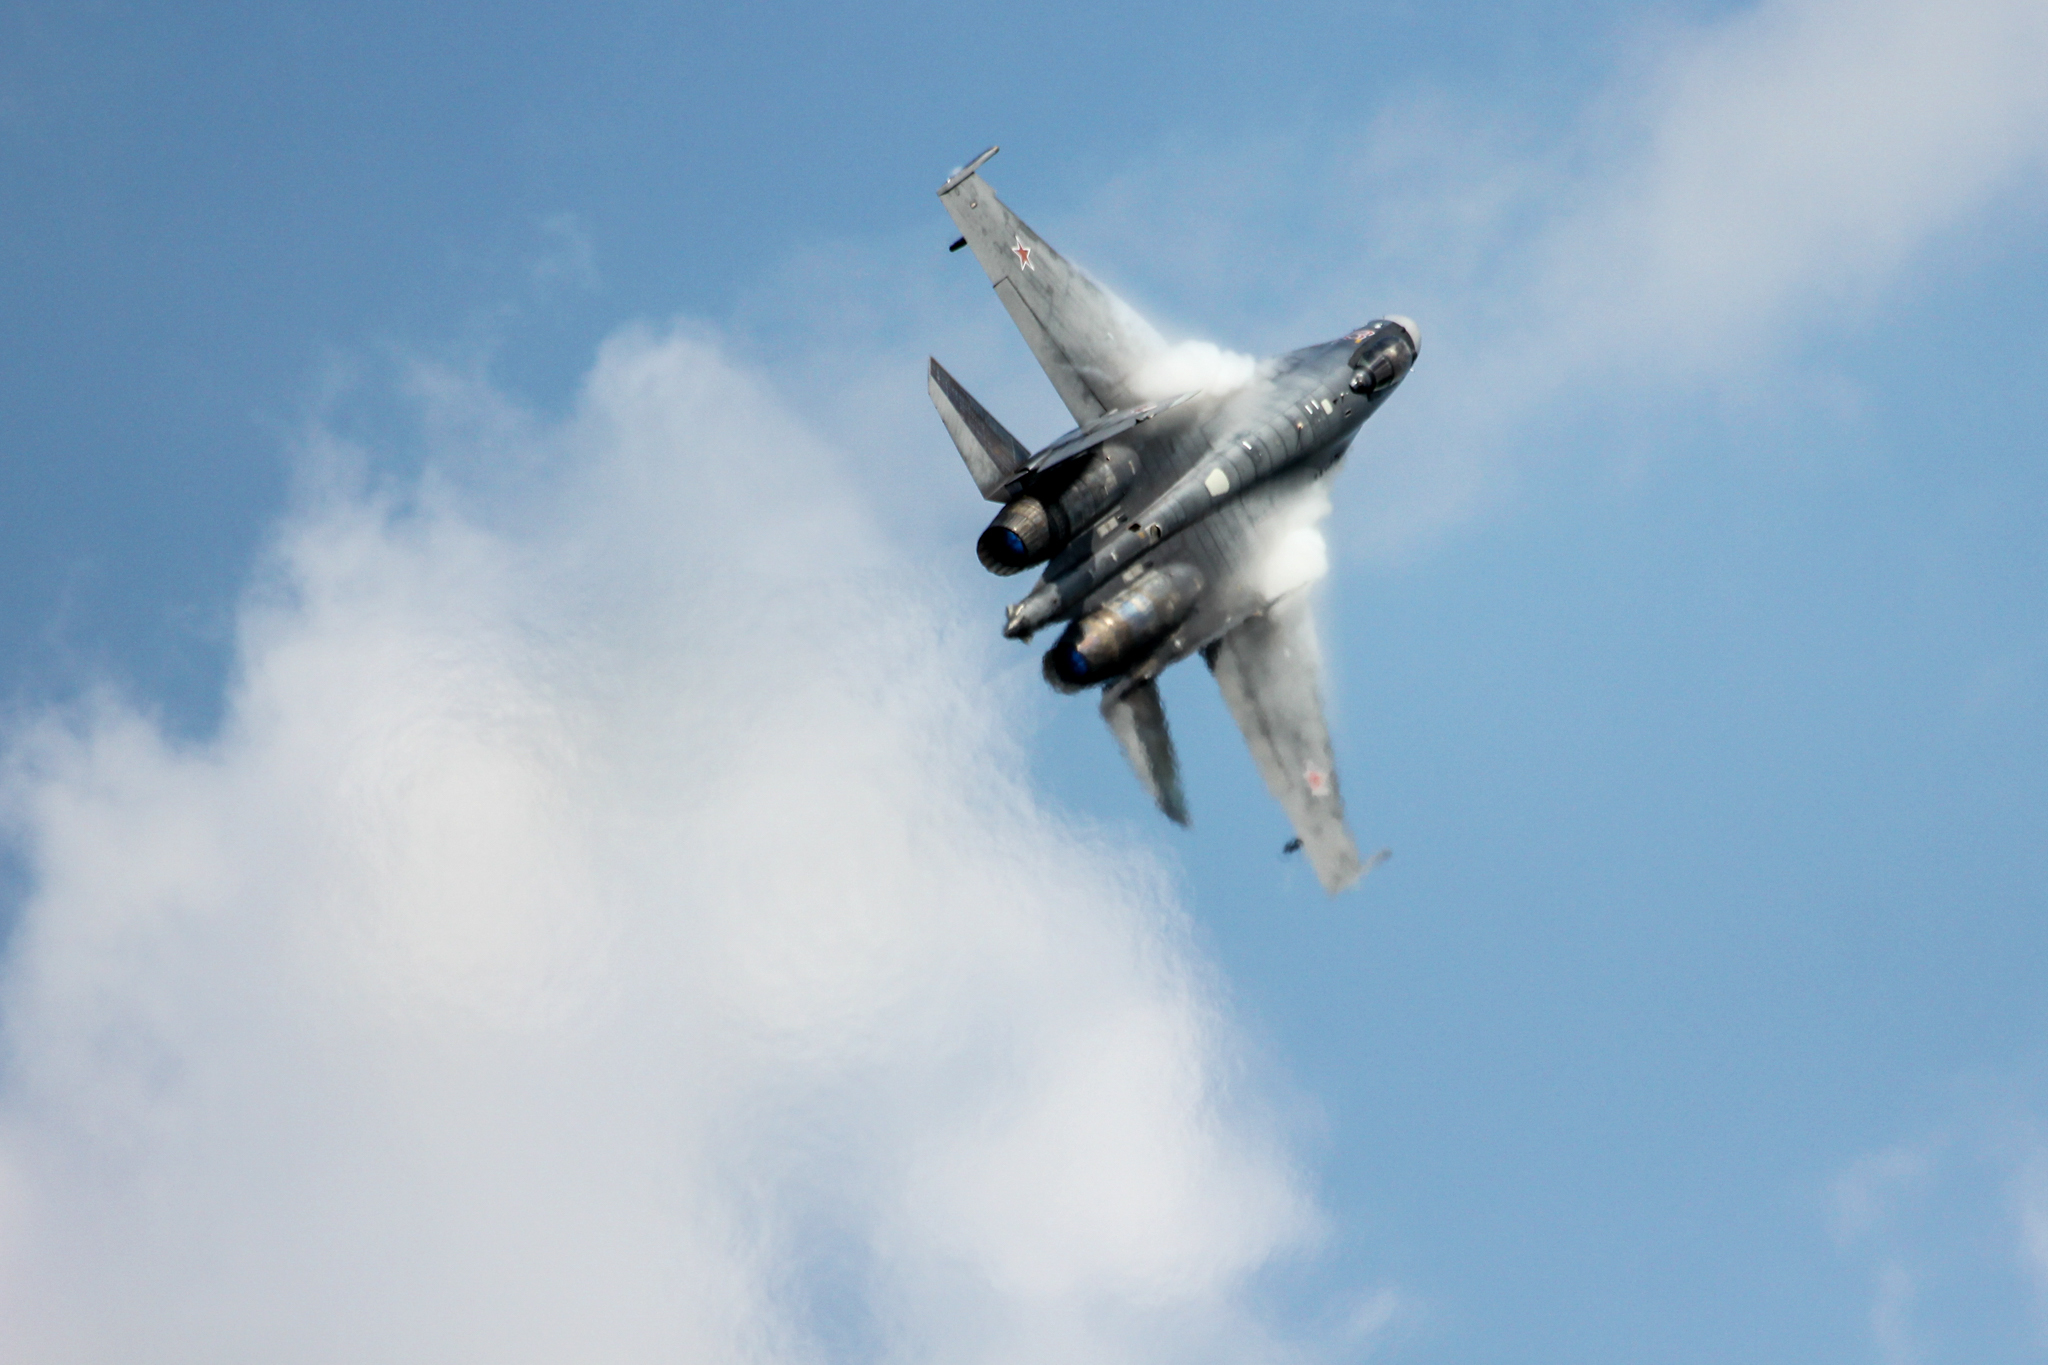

{"left": 929, "top": 147, "right": 1418, "bottom": 892}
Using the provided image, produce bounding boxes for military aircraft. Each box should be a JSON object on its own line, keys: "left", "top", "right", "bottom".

{"left": 928, "top": 147, "right": 1418, "bottom": 892}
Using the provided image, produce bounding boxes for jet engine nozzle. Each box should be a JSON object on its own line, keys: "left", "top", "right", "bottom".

{"left": 977, "top": 497, "right": 1055, "bottom": 574}
{"left": 976, "top": 447, "right": 1140, "bottom": 576}
{"left": 1042, "top": 563, "right": 1204, "bottom": 692}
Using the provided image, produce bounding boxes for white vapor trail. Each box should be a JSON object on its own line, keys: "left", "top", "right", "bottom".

{"left": 0, "top": 326, "right": 1315, "bottom": 1364}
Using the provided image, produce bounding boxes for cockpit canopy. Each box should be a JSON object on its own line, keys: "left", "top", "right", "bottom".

{"left": 1344, "top": 317, "right": 1419, "bottom": 396}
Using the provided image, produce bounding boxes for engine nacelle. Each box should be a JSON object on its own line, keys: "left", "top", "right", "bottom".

{"left": 1041, "top": 563, "right": 1205, "bottom": 692}
{"left": 976, "top": 446, "right": 1139, "bottom": 575}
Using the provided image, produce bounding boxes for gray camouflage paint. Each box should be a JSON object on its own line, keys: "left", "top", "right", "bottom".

{"left": 930, "top": 148, "right": 1417, "bottom": 892}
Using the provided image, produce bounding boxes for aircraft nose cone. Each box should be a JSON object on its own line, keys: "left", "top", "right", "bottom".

{"left": 1386, "top": 315, "right": 1420, "bottom": 357}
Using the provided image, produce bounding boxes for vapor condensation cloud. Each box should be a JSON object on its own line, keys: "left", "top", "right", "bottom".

{"left": 0, "top": 327, "right": 1315, "bottom": 1364}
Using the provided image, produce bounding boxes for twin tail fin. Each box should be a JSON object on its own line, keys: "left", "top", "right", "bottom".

{"left": 928, "top": 358, "right": 1031, "bottom": 502}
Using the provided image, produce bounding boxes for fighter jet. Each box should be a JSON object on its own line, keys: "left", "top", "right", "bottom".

{"left": 928, "top": 147, "right": 1418, "bottom": 892}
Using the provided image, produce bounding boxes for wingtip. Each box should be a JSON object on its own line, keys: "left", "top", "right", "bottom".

{"left": 937, "top": 145, "right": 1000, "bottom": 196}
{"left": 1348, "top": 848, "right": 1393, "bottom": 891}
{"left": 1318, "top": 847, "right": 1389, "bottom": 895}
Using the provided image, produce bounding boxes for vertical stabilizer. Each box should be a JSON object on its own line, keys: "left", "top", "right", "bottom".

{"left": 929, "top": 358, "right": 1032, "bottom": 502}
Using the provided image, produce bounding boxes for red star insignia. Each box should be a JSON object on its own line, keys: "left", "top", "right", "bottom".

{"left": 1304, "top": 766, "right": 1328, "bottom": 795}
{"left": 1011, "top": 237, "right": 1034, "bottom": 271}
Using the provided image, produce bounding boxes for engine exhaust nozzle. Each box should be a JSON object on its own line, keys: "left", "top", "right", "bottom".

{"left": 977, "top": 497, "right": 1054, "bottom": 574}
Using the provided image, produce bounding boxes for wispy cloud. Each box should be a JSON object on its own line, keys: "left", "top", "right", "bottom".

{"left": 1831, "top": 1138, "right": 1940, "bottom": 1365}
{"left": 1494, "top": 0, "right": 2048, "bottom": 390}
{"left": 1828, "top": 1111, "right": 2048, "bottom": 1360}
{"left": 0, "top": 327, "right": 1317, "bottom": 1362}
{"left": 1339, "top": 1284, "right": 1420, "bottom": 1358}
{"left": 2013, "top": 1137, "right": 2048, "bottom": 1340}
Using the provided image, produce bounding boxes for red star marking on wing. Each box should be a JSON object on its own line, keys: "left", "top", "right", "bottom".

{"left": 1304, "top": 766, "right": 1328, "bottom": 796}
{"left": 1011, "top": 237, "right": 1034, "bottom": 270}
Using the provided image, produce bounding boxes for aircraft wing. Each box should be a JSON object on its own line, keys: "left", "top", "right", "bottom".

{"left": 1206, "top": 594, "right": 1365, "bottom": 893}
{"left": 938, "top": 148, "right": 1165, "bottom": 423}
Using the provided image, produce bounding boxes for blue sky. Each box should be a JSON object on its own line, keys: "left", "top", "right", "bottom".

{"left": 3, "top": 1, "right": 2047, "bottom": 1362}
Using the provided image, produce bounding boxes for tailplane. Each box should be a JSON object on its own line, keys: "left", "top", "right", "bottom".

{"left": 1101, "top": 679, "right": 1188, "bottom": 825}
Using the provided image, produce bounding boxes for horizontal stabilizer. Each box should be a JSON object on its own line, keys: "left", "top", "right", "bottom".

{"left": 929, "top": 358, "right": 1032, "bottom": 502}
{"left": 1102, "top": 679, "right": 1187, "bottom": 825}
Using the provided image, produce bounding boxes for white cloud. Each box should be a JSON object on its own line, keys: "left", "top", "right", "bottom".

{"left": 2015, "top": 1138, "right": 2048, "bottom": 1338}
{"left": 1827, "top": 1116, "right": 2048, "bottom": 1360}
{"left": 1869, "top": 1260, "right": 1919, "bottom": 1365}
{"left": 0, "top": 326, "right": 1316, "bottom": 1364}
{"left": 1525, "top": 0, "right": 2048, "bottom": 379}
{"left": 1339, "top": 1284, "right": 1419, "bottom": 1358}
{"left": 1377, "top": 0, "right": 2048, "bottom": 551}
{"left": 1829, "top": 1139, "right": 1936, "bottom": 1364}
{"left": 1831, "top": 1138, "right": 1938, "bottom": 1244}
